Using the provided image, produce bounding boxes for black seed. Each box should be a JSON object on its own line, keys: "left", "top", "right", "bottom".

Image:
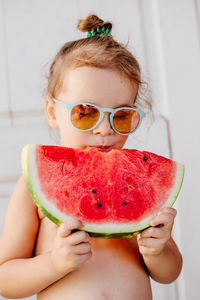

{"left": 123, "top": 202, "right": 127, "bottom": 205}
{"left": 92, "top": 189, "right": 96, "bottom": 194}
{"left": 97, "top": 203, "right": 102, "bottom": 208}
{"left": 143, "top": 156, "right": 148, "bottom": 161}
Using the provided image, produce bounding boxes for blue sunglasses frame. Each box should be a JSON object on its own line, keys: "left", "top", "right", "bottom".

{"left": 52, "top": 97, "right": 146, "bottom": 136}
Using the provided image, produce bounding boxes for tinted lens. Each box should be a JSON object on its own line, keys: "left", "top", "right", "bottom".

{"left": 71, "top": 104, "right": 100, "bottom": 130}
{"left": 113, "top": 109, "right": 140, "bottom": 133}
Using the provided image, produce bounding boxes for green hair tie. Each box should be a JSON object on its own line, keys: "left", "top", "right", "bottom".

{"left": 87, "top": 26, "right": 111, "bottom": 38}
{"left": 87, "top": 31, "right": 92, "bottom": 37}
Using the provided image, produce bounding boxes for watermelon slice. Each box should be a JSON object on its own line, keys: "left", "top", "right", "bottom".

{"left": 21, "top": 144, "right": 184, "bottom": 238}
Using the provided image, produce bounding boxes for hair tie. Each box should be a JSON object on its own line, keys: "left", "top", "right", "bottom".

{"left": 87, "top": 26, "right": 111, "bottom": 38}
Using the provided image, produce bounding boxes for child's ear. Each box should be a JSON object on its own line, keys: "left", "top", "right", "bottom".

{"left": 44, "top": 98, "right": 59, "bottom": 128}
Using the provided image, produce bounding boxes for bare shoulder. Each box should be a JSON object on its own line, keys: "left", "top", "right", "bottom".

{"left": 0, "top": 175, "right": 39, "bottom": 264}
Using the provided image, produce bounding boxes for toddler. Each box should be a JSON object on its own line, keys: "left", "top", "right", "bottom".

{"left": 0, "top": 14, "right": 182, "bottom": 300}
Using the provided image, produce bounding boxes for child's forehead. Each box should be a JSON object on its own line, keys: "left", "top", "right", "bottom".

{"left": 63, "top": 66, "right": 133, "bottom": 86}
{"left": 59, "top": 66, "right": 138, "bottom": 106}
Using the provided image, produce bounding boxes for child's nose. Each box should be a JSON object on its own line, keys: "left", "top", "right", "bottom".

{"left": 92, "top": 112, "right": 114, "bottom": 136}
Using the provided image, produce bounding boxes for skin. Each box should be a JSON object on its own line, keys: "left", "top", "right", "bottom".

{"left": 0, "top": 67, "right": 182, "bottom": 299}
{"left": 45, "top": 66, "right": 134, "bottom": 149}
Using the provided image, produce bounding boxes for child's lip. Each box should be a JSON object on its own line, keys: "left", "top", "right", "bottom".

{"left": 89, "top": 145, "right": 113, "bottom": 152}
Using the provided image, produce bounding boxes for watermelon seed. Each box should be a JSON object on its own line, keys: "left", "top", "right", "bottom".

{"left": 123, "top": 202, "right": 127, "bottom": 205}
{"left": 61, "top": 163, "right": 64, "bottom": 175}
{"left": 97, "top": 203, "right": 102, "bottom": 208}
{"left": 143, "top": 156, "right": 148, "bottom": 161}
{"left": 92, "top": 189, "right": 96, "bottom": 194}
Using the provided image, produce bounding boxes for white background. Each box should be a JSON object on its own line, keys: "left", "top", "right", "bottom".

{"left": 0, "top": 0, "right": 200, "bottom": 299}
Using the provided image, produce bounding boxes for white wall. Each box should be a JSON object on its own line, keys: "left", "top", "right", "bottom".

{"left": 0, "top": 0, "right": 200, "bottom": 299}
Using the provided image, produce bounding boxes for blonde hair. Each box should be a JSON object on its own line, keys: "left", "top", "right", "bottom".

{"left": 43, "top": 14, "right": 154, "bottom": 141}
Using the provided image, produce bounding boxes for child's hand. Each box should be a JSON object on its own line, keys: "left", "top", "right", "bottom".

{"left": 50, "top": 219, "right": 92, "bottom": 276}
{"left": 137, "top": 207, "right": 177, "bottom": 257}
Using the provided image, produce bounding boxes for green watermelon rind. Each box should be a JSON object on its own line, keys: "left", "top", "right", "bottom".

{"left": 22, "top": 144, "right": 185, "bottom": 238}
{"left": 22, "top": 145, "right": 64, "bottom": 226}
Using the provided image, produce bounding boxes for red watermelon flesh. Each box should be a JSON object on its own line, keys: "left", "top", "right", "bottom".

{"left": 21, "top": 144, "right": 184, "bottom": 238}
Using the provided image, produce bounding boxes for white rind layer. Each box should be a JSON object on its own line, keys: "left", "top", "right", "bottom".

{"left": 22, "top": 144, "right": 185, "bottom": 235}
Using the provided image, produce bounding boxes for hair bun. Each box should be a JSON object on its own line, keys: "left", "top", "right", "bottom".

{"left": 77, "top": 14, "right": 112, "bottom": 33}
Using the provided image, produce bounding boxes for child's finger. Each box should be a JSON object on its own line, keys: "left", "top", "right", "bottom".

{"left": 138, "top": 245, "right": 161, "bottom": 257}
{"left": 58, "top": 219, "right": 83, "bottom": 237}
{"left": 138, "top": 227, "right": 169, "bottom": 239}
{"left": 158, "top": 207, "right": 177, "bottom": 217}
{"left": 68, "top": 230, "right": 90, "bottom": 245}
{"left": 74, "top": 242, "right": 92, "bottom": 254}
{"left": 137, "top": 236, "right": 164, "bottom": 248}
{"left": 150, "top": 213, "right": 175, "bottom": 229}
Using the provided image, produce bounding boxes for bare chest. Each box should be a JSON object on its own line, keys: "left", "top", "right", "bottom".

{"left": 35, "top": 209, "right": 152, "bottom": 300}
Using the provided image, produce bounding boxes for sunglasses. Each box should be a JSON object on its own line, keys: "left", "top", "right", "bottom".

{"left": 52, "top": 97, "right": 146, "bottom": 135}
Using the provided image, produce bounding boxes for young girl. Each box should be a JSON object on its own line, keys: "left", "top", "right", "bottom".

{"left": 0, "top": 14, "right": 182, "bottom": 299}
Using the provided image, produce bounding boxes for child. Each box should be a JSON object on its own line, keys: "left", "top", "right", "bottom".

{"left": 0, "top": 14, "right": 182, "bottom": 299}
